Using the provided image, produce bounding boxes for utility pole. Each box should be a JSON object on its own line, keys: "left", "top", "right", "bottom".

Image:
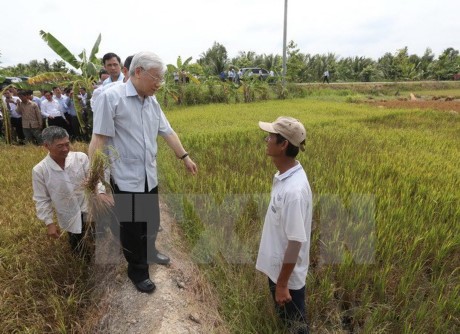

{"left": 282, "top": 0, "right": 288, "bottom": 86}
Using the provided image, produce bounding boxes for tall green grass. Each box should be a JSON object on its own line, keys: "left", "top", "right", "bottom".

{"left": 158, "top": 99, "right": 460, "bottom": 333}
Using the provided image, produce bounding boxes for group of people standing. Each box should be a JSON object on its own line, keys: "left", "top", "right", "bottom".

{"left": 220, "top": 68, "right": 243, "bottom": 83}
{"left": 29, "top": 51, "right": 312, "bottom": 333}
{"left": 0, "top": 85, "right": 88, "bottom": 144}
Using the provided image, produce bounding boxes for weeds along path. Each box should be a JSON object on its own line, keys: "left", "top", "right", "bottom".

{"left": 94, "top": 200, "right": 225, "bottom": 333}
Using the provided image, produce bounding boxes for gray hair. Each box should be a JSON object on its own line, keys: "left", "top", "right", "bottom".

{"left": 129, "top": 51, "right": 166, "bottom": 76}
{"left": 42, "top": 126, "right": 69, "bottom": 145}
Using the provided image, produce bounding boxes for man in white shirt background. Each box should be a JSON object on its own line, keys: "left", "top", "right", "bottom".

{"left": 90, "top": 55, "right": 133, "bottom": 110}
{"left": 40, "top": 90, "right": 68, "bottom": 129}
{"left": 102, "top": 52, "right": 124, "bottom": 86}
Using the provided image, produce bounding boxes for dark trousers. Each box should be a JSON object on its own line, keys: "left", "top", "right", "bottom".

{"left": 113, "top": 182, "right": 160, "bottom": 283}
{"left": 269, "top": 278, "right": 309, "bottom": 334}
{"left": 67, "top": 219, "right": 91, "bottom": 258}
{"left": 10, "top": 117, "right": 25, "bottom": 141}
{"left": 48, "top": 116, "right": 67, "bottom": 130}
{"left": 69, "top": 115, "right": 82, "bottom": 140}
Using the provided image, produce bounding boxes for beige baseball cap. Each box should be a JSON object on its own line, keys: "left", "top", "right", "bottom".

{"left": 259, "top": 116, "right": 306, "bottom": 151}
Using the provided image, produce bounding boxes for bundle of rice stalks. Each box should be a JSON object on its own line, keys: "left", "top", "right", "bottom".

{"left": 84, "top": 147, "right": 117, "bottom": 225}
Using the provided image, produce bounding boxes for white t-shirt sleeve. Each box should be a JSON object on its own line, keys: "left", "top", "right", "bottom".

{"left": 282, "top": 197, "right": 308, "bottom": 242}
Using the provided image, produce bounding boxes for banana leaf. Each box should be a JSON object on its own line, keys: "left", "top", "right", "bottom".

{"left": 28, "top": 72, "right": 77, "bottom": 86}
{"left": 89, "top": 34, "right": 102, "bottom": 63}
{"left": 39, "top": 30, "right": 81, "bottom": 69}
{"left": 72, "top": 79, "right": 93, "bottom": 135}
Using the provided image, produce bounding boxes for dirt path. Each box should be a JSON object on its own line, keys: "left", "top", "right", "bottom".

{"left": 92, "top": 200, "right": 226, "bottom": 334}
{"left": 366, "top": 99, "right": 460, "bottom": 112}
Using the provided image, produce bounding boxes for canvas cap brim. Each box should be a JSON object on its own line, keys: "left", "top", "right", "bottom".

{"left": 258, "top": 121, "right": 277, "bottom": 133}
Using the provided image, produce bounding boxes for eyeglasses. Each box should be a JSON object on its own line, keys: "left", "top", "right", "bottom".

{"left": 141, "top": 68, "right": 165, "bottom": 84}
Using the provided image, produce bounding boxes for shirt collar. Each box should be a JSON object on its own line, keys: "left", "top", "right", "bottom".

{"left": 125, "top": 79, "right": 139, "bottom": 97}
{"left": 105, "top": 73, "right": 125, "bottom": 84}
{"left": 274, "top": 161, "right": 302, "bottom": 181}
{"left": 45, "top": 152, "right": 73, "bottom": 171}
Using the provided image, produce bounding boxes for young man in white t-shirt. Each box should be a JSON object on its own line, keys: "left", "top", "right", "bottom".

{"left": 256, "top": 116, "right": 312, "bottom": 334}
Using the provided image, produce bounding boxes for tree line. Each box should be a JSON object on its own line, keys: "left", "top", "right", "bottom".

{"left": 198, "top": 41, "right": 460, "bottom": 82}
{"left": 1, "top": 40, "right": 459, "bottom": 83}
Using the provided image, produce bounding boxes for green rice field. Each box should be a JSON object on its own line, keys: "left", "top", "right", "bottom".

{"left": 158, "top": 98, "right": 459, "bottom": 333}
{"left": 1, "top": 91, "right": 458, "bottom": 333}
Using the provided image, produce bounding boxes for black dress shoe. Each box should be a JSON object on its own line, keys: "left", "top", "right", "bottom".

{"left": 152, "top": 252, "right": 170, "bottom": 265}
{"left": 133, "top": 278, "right": 156, "bottom": 293}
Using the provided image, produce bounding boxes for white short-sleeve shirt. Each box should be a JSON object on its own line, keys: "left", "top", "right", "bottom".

{"left": 92, "top": 79, "right": 173, "bottom": 192}
{"left": 256, "top": 162, "right": 313, "bottom": 290}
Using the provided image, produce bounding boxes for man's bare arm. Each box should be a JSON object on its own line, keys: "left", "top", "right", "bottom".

{"left": 88, "top": 133, "right": 108, "bottom": 160}
{"left": 162, "top": 131, "right": 198, "bottom": 175}
{"left": 276, "top": 240, "right": 302, "bottom": 306}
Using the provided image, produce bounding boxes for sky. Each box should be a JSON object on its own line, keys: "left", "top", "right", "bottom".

{"left": 0, "top": 0, "right": 458, "bottom": 70}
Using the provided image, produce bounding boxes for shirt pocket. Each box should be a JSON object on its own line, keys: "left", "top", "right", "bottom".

{"left": 117, "top": 157, "right": 143, "bottom": 185}
{"left": 268, "top": 198, "right": 282, "bottom": 226}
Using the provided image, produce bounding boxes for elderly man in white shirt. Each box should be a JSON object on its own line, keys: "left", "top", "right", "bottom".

{"left": 32, "top": 126, "right": 90, "bottom": 256}
{"left": 89, "top": 51, "right": 197, "bottom": 294}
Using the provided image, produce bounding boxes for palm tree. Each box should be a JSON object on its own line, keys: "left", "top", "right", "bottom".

{"left": 198, "top": 42, "right": 228, "bottom": 76}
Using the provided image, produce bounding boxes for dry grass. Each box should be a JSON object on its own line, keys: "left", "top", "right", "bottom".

{"left": 0, "top": 142, "right": 116, "bottom": 333}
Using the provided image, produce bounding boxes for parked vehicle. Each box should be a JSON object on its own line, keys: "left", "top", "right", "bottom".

{"left": 240, "top": 68, "right": 270, "bottom": 80}
{"left": 0, "top": 77, "right": 22, "bottom": 90}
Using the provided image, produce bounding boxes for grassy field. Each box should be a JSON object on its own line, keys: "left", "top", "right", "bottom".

{"left": 0, "top": 83, "right": 459, "bottom": 333}
{"left": 158, "top": 99, "right": 460, "bottom": 333}
{"left": 0, "top": 142, "right": 105, "bottom": 333}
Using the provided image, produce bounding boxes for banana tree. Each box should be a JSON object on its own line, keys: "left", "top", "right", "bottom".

{"left": 0, "top": 87, "right": 13, "bottom": 144}
{"left": 28, "top": 73, "right": 94, "bottom": 136}
{"left": 238, "top": 72, "right": 269, "bottom": 103}
{"left": 167, "top": 56, "right": 200, "bottom": 84}
{"left": 31, "top": 30, "right": 103, "bottom": 136}
{"left": 39, "top": 30, "right": 101, "bottom": 78}
{"left": 166, "top": 56, "right": 200, "bottom": 105}
{"left": 157, "top": 76, "right": 180, "bottom": 108}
